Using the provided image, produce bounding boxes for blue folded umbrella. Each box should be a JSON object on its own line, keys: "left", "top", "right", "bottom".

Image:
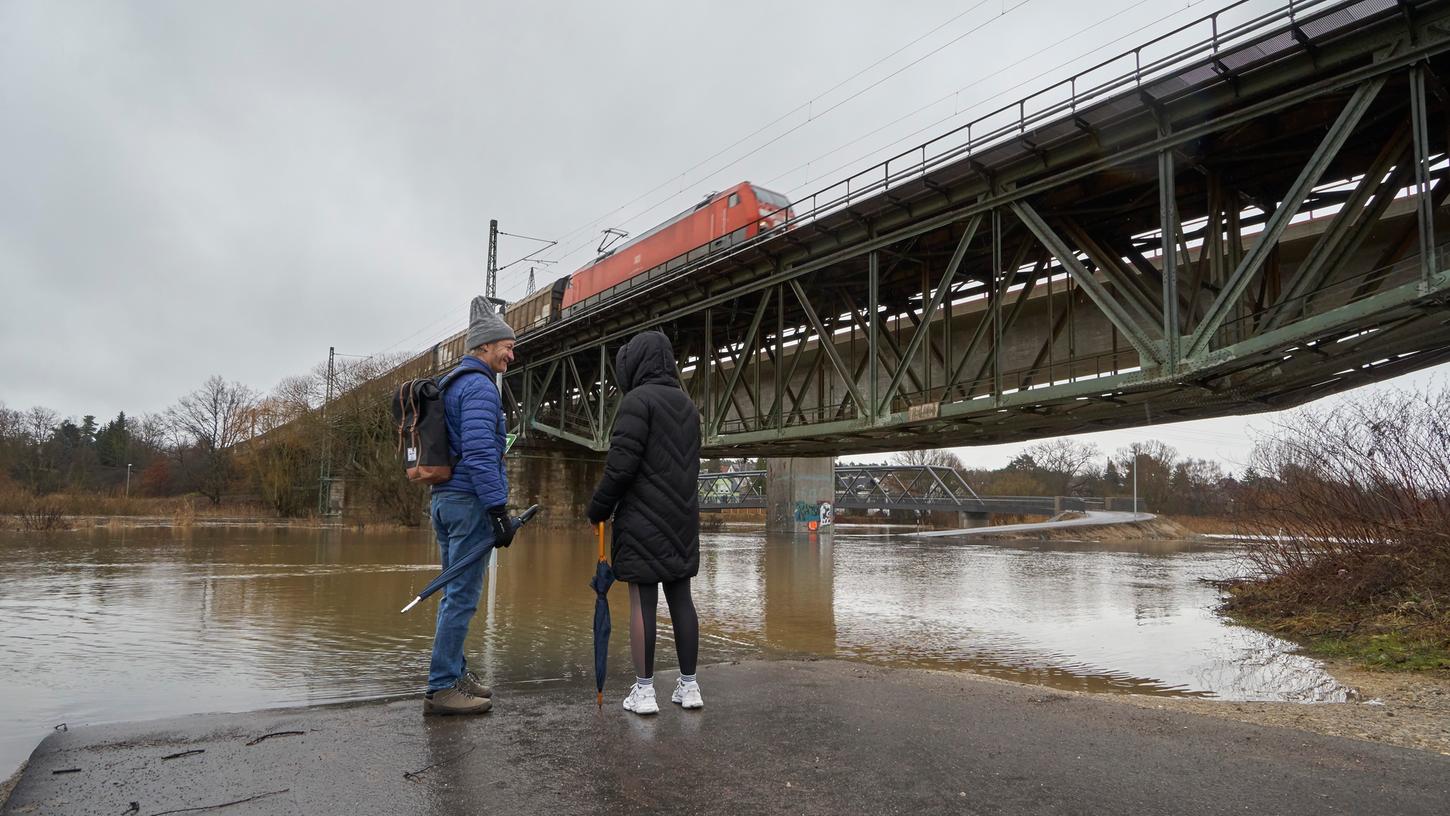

{"left": 591, "top": 522, "right": 614, "bottom": 708}
{"left": 400, "top": 504, "right": 540, "bottom": 613}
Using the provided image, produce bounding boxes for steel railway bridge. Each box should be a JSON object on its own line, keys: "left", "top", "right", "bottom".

{"left": 479, "top": 0, "right": 1450, "bottom": 459}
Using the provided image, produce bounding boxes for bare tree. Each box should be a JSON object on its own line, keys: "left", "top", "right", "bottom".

{"left": 168, "top": 376, "right": 257, "bottom": 504}
{"left": 271, "top": 373, "right": 322, "bottom": 416}
{"left": 0, "top": 403, "right": 21, "bottom": 486}
{"left": 0, "top": 402, "right": 19, "bottom": 439}
{"left": 1023, "top": 438, "right": 1100, "bottom": 495}
{"left": 16, "top": 406, "right": 61, "bottom": 493}
{"left": 1114, "top": 440, "right": 1178, "bottom": 512}
{"left": 1238, "top": 385, "right": 1450, "bottom": 593}
{"left": 133, "top": 412, "right": 173, "bottom": 456}
{"left": 170, "top": 376, "right": 257, "bottom": 449}
{"left": 19, "top": 406, "right": 59, "bottom": 447}
{"left": 888, "top": 447, "right": 965, "bottom": 470}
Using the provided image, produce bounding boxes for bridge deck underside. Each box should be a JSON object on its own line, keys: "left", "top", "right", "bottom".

{"left": 506, "top": 0, "right": 1450, "bottom": 457}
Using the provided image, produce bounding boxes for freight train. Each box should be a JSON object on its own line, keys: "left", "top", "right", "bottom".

{"left": 411, "top": 181, "right": 793, "bottom": 375}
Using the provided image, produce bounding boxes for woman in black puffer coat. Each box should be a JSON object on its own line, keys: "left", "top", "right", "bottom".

{"left": 587, "top": 330, "right": 704, "bottom": 714}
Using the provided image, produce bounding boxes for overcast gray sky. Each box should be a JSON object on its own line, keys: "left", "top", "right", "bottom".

{"left": 3, "top": 0, "right": 1444, "bottom": 471}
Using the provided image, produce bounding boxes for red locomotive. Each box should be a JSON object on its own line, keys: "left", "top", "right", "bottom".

{"left": 416, "top": 181, "right": 792, "bottom": 373}
{"left": 559, "top": 181, "right": 793, "bottom": 316}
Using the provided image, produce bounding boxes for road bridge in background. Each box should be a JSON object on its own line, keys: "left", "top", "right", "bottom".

{"left": 698, "top": 465, "right": 1112, "bottom": 518}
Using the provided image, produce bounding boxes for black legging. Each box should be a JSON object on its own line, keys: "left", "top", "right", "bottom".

{"left": 627, "top": 578, "right": 698, "bottom": 678}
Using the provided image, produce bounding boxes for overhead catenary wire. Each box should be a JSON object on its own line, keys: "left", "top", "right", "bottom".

{"left": 527, "top": 0, "right": 1006, "bottom": 268}
{"left": 494, "top": 230, "right": 558, "bottom": 274}
{"left": 367, "top": 304, "right": 470, "bottom": 359}
{"left": 532, "top": 0, "right": 1041, "bottom": 274}
{"left": 366, "top": 231, "right": 558, "bottom": 359}
{"left": 764, "top": 0, "right": 1211, "bottom": 190}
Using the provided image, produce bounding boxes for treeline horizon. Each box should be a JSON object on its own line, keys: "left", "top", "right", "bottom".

{"left": 0, "top": 352, "right": 418, "bottom": 521}
{"left": 4, "top": 368, "right": 1439, "bottom": 526}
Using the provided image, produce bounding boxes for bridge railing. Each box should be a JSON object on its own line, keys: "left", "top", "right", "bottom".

{"left": 786, "top": 0, "right": 1381, "bottom": 226}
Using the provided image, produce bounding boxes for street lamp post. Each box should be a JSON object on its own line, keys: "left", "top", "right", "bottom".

{"left": 1130, "top": 449, "right": 1138, "bottom": 517}
{"left": 125, "top": 463, "right": 133, "bottom": 499}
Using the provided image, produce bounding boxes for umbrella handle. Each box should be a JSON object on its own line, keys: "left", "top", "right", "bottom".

{"left": 596, "top": 521, "right": 605, "bottom": 562}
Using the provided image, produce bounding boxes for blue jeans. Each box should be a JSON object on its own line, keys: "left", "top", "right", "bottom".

{"left": 428, "top": 492, "right": 495, "bottom": 692}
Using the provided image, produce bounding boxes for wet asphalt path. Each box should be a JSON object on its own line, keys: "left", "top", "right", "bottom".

{"left": 5, "top": 660, "right": 1447, "bottom": 816}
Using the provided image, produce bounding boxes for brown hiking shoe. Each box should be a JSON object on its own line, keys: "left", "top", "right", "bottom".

{"left": 423, "top": 686, "right": 492, "bottom": 716}
{"left": 460, "top": 670, "right": 493, "bottom": 699}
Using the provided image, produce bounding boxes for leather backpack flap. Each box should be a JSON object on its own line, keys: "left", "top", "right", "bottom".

{"left": 408, "top": 464, "right": 454, "bottom": 484}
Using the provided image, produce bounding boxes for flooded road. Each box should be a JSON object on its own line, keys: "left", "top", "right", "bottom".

{"left": 0, "top": 523, "right": 1344, "bottom": 777}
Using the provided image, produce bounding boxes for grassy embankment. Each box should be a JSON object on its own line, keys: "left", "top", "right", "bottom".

{"left": 1169, "top": 522, "right": 1450, "bottom": 673}
{"left": 1220, "top": 566, "right": 1450, "bottom": 673}
{"left": 0, "top": 487, "right": 344, "bottom": 531}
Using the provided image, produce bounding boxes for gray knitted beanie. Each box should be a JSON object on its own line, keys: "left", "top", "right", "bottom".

{"left": 465, "top": 296, "right": 516, "bottom": 350}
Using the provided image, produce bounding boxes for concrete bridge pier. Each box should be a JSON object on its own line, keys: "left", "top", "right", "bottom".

{"left": 958, "top": 511, "right": 991, "bottom": 528}
{"left": 766, "top": 457, "right": 834, "bottom": 534}
{"left": 507, "top": 439, "right": 606, "bottom": 527}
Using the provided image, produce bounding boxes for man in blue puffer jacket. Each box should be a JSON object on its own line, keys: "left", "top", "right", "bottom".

{"left": 424, "top": 296, "right": 516, "bottom": 716}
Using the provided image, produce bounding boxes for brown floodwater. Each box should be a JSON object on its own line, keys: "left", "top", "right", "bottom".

{"left": 0, "top": 523, "right": 1346, "bottom": 778}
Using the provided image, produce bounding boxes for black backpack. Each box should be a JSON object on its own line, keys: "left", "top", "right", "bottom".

{"left": 391, "top": 369, "right": 485, "bottom": 485}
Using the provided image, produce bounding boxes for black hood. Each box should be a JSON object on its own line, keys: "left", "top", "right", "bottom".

{"left": 615, "top": 331, "right": 680, "bottom": 392}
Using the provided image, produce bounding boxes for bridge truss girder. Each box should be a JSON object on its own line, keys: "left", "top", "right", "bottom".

{"left": 506, "top": 0, "right": 1450, "bottom": 457}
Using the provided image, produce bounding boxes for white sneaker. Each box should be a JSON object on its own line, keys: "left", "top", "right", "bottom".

{"left": 622, "top": 682, "right": 659, "bottom": 715}
{"left": 671, "top": 678, "right": 704, "bottom": 709}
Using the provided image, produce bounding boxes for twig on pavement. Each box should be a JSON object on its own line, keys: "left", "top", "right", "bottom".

{"left": 244, "top": 731, "right": 305, "bottom": 746}
{"left": 403, "top": 744, "right": 479, "bottom": 781}
{"left": 150, "top": 789, "right": 289, "bottom": 816}
{"left": 161, "top": 750, "right": 205, "bottom": 761}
